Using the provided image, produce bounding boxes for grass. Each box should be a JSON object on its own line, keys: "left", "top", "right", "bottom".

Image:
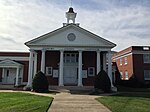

{"left": 96, "top": 92, "right": 150, "bottom": 112}
{"left": 0, "top": 92, "right": 53, "bottom": 112}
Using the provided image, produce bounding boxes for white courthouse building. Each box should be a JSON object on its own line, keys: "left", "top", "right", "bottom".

{"left": 0, "top": 8, "right": 116, "bottom": 88}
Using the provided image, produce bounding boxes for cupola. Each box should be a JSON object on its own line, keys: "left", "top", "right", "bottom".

{"left": 66, "top": 7, "right": 77, "bottom": 24}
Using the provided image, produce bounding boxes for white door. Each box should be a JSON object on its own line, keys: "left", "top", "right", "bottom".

{"left": 64, "top": 66, "right": 77, "bottom": 85}
{"left": 3, "top": 68, "right": 16, "bottom": 84}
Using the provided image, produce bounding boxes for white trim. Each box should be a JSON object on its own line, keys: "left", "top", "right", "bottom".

{"left": 113, "top": 52, "right": 132, "bottom": 60}
{"left": 27, "top": 49, "right": 34, "bottom": 87}
{"left": 78, "top": 51, "right": 83, "bottom": 86}
{"left": 28, "top": 46, "right": 112, "bottom": 52}
{"left": 96, "top": 51, "right": 101, "bottom": 74}
{"left": 41, "top": 49, "right": 46, "bottom": 73}
{"left": 59, "top": 50, "right": 64, "bottom": 86}
{"left": 25, "top": 24, "right": 116, "bottom": 48}
{"left": 0, "top": 56, "right": 29, "bottom": 61}
{"left": 0, "top": 66, "right": 21, "bottom": 68}
{"left": 113, "top": 51, "right": 150, "bottom": 60}
{"left": 108, "top": 51, "right": 113, "bottom": 87}
{"left": 0, "top": 59, "right": 23, "bottom": 66}
{"left": 15, "top": 67, "right": 19, "bottom": 86}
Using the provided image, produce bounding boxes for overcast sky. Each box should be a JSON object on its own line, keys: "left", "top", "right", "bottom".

{"left": 0, "top": 0, "right": 150, "bottom": 52}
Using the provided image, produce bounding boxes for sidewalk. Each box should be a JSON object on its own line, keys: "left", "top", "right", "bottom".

{"left": 48, "top": 92, "right": 111, "bottom": 112}
{"left": 0, "top": 88, "right": 112, "bottom": 112}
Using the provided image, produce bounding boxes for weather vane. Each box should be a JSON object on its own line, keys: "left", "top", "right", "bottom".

{"left": 70, "top": 0, "right": 72, "bottom": 7}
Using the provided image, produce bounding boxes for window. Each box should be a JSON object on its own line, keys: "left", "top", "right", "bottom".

{"left": 64, "top": 53, "right": 78, "bottom": 63}
{"left": 144, "top": 70, "right": 150, "bottom": 80}
{"left": 124, "top": 57, "right": 127, "bottom": 65}
{"left": 120, "top": 72, "right": 123, "bottom": 79}
{"left": 46, "top": 67, "right": 53, "bottom": 76}
{"left": 143, "top": 54, "right": 150, "bottom": 63}
{"left": 120, "top": 58, "right": 122, "bottom": 65}
{"left": 66, "top": 54, "right": 70, "bottom": 63}
{"left": 125, "top": 71, "right": 128, "bottom": 80}
{"left": 143, "top": 47, "right": 149, "bottom": 50}
{"left": 88, "top": 67, "right": 95, "bottom": 76}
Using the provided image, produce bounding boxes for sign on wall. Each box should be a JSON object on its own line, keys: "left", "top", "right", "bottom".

{"left": 53, "top": 69, "right": 59, "bottom": 78}
{"left": 82, "top": 70, "right": 87, "bottom": 78}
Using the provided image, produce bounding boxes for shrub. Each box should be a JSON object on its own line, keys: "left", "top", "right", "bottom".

{"left": 32, "top": 71, "right": 49, "bottom": 93}
{"left": 119, "top": 74, "right": 143, "bottom": 88}
{"left": 94, "top": 70, "right": 111, "bottom": 93}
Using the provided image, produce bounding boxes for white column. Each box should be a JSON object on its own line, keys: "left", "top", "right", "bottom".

{"left": 41, "top": 49, "right": 46, "bottom": 73}
{"left": 15, "top": 67, "right": 19, "bottom": 86}
{"left": 108, "top": 51, "right": 113, "bottom": 87}
{"left": 34, "top": 52, "right": 37, "bottom": 77}
{"left": 103, "top": 53, "right": 106, "bottom": 71}
{"left": 59, "top": 50, "right": 64, "bottom": 86}
{"left": 2, "top": 68, "right": 4, "bottom": 82}
{"left": 97, "top": 51, "right": 101, "bottom": 74}
{"left": 78, "top": 51, "right": 83, "bottom": 86}
{"left": 27, "top": 49, "right": 34, "bottom": 87}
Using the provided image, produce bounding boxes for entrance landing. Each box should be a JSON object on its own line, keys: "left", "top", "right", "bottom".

{"left": 49, "top": 86, "right": 94, "bottom": 94}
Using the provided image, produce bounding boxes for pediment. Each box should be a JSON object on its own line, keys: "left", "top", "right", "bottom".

{"left": 25, "top": 24, "right": 116, "bottom": 48}
{"left": 0, "top": 59, "right": 23, "bottom": 67}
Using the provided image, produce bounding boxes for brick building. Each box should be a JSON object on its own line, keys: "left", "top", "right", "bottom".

{"left": 112, "top": 46, "right": 150, "bottom": 83}
{"left": 0, "top": 8, "right": 116, "bottom": 88}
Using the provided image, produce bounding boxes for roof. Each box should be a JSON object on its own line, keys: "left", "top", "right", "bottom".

{"left": 25, "top": 24, "right": 116, "bottom": 49}
{"left": 112, "top": 46, "right": 150, "bottom": 59}
{"left": 0, "top": 59, "right": 23, "bottom": 67}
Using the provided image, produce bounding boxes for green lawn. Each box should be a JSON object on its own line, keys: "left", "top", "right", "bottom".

{"left": 96, "top": 92, "right": 150, "bottom": 112}
{"left": 0, "top": 92, "right": 53, "bottom": 112}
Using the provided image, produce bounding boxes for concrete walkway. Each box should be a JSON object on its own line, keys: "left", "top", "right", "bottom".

{"left": 0, "top": 88, "right": 111, "bottom": 112}
{"left": 48, "top": 92, "right": 111, "bottom": 112}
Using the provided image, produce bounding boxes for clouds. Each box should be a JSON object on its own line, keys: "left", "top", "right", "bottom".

{"left": 0, "top": 0, "right": 150, "bottom": 51}
{"left": 77, "top": 2, "right": 150, "bottom": 51}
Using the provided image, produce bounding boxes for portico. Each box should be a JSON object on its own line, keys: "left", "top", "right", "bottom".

{"left": 25, "top": 7, "right": 116, "bottom": 88}
{"left": 26, "top": 48, "right": 112, "bottom": 87}
{"left": 0, "top": 59, "right": 23, "bottom": 86}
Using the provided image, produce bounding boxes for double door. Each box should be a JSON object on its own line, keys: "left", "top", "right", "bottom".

{"left": 64, "top": 66, "right": 77, "bottom": 85}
